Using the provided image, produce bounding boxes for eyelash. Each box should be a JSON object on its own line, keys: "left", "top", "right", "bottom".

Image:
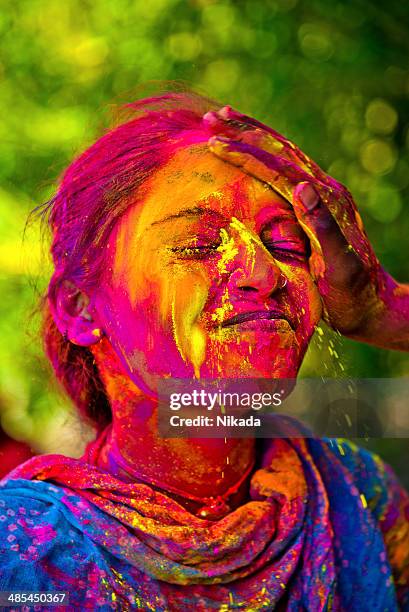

{"left": 168, "top": 239, "right": 307, "bottom": 262}
{"left": 262, "top": 242, "right": 307, "bottom": 262}
{"left": 168, "top": 245, "right": 220, "bottom": 260}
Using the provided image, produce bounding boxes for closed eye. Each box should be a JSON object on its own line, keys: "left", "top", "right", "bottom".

{"left": 262, "top": 239, "right": 309, "bottom": 261}
{"left": 168, "top": 244, "right": 221, "bottom": 260}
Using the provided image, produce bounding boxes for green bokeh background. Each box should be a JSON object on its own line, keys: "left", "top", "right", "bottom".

{"left": 1, "top": 0, "right": 408, "bottom": 483}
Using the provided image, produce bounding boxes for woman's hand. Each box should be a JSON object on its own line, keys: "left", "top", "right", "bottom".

{"left": 204, "top": 106, "right": 409, "bottom": 351}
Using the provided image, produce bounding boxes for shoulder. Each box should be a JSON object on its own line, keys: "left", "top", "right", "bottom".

{"left": 0, "top": 478, "right": 93, "bottom": 591}
{"left": 323, "top": 438, "right": 409, "bottom": 600}
{"left": 322, "top": 438, "right": 407, "bottom": 517}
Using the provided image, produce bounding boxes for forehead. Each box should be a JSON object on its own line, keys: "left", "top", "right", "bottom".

{"left": 126, "top": 143, "right": 291, "bottom": 235}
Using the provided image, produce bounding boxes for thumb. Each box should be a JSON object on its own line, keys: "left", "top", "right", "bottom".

{"left": 293, "top": 182, "right": 363, "bottom": 285}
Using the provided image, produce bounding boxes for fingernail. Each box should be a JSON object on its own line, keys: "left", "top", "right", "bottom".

{"left": 208, "top": 135, "right": 230, "bottom": 147}
{"left": 218, "top": 105, "right": 233, "bottom": 119}
{"left": 202, "top": 111, "right": 218, "bottom": 127}
{"left": 299, "top": 183, "right": 320, "bottom": 210}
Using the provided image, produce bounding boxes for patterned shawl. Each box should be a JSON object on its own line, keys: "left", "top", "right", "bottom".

{"left": 0, "top": 436, "right": 408, "bottom": 611}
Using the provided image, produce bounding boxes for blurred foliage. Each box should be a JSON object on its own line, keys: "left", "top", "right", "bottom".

{"left": 0, "top": 0, "right": 408, "bottom": 482}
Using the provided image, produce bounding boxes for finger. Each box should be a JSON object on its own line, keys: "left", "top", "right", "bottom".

{"left": 218, "top": 105, "right": 287, "bottom": 142}
{"left": 237, "top": 129, "right": 314, "bottom": 177}
{"left": 203, "top": 110, "right": 306, "bottom": 173}
{"left": 204, "top": 107, "right": 312, "bottom": 171}
{"left": 293, "top": 183, "right": 378, "bottom": 277}
{"left": 208, "top": 135, "right": 379, "bottom": 274}
{"left": 319, "top": 186, "right": 379, "bottom": 272}
{"left": 203, "top": 110, "right": 304, "bottom": 174}
{"left": 212, "top": 106, "right": 333, "bottom": 186}
{"left": 208, "top": 135, "right": 315, "bottom": 203}
{"left": 202, "top": 110, "right": 247, "bottom": 137}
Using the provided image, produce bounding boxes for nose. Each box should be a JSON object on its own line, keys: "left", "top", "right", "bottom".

{"left": 227, "top": 233, "right": 286, "bottom": 300}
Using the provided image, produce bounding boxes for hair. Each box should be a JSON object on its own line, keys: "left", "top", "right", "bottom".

{"left": 36, "top": 89, "right": 220, "bottom": 430}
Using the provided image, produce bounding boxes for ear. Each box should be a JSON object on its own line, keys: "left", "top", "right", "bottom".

{"left": 50, "top": 279, "right": 103, "bottom": 346}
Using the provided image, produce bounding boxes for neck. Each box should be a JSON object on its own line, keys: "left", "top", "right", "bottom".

{"left": 89, "top": 340, "right": 255, "bottom": 512}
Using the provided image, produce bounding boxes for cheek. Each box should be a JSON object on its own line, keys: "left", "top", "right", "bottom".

{"left": 165, "top": 265, "right": 212, "bottom": 376}
{"left": 289, "top": 268, "right": 322, "bottom": 340}
{"left": 113, "top": 262, "right": 213, "bottom": 377}
{"left": 96, "top": 260, "right": 159, "bottom": 363}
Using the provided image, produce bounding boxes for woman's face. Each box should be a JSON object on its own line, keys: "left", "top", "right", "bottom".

{"left": 93, "top": 142, "right": 322, "bottom": 392}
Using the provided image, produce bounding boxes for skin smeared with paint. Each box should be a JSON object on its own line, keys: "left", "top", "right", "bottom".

{"left": 96, "top": 144, "right": 321, "bottom": 384}
{"left": 204, "top": 106, "right": 409, "bottom": 351}
{"left": 88, "top": 140, "right": 322, "bottom": 505}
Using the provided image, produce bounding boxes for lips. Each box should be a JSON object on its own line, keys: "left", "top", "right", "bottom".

{"left": 221, "top": 310, "right": 293, "bottom": 329}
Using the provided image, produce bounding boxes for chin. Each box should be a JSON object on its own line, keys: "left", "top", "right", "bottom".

{"left": 198, "top": 347, "right": 302, "bottom": 380}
